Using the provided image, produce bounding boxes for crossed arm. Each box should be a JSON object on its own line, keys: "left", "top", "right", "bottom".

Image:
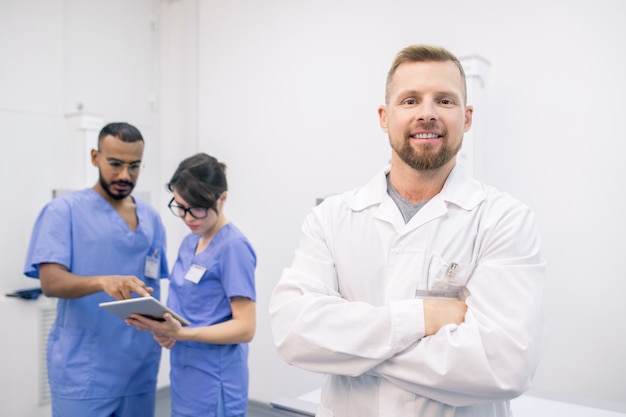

{"left": 270, "top": 204, "right": 545, "bottom": 406}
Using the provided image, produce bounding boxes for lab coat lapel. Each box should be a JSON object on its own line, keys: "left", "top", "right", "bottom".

{"left": 401, "top": 198, "right": 448, "bottom": 234}
{"left": 374, "top": 196, "right": 406, "bottom": 231}
{"left": 346, "top": 166, "right": 485, "bottom": 234}
{"left": 398, "top": 166, "right": 486, "bottom": 235}
{"left": 349, "top": 167, "right": 407, "bottom": 230}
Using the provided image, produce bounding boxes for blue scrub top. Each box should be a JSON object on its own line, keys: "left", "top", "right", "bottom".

{"left": 23, "top": 188, "right": 169, "bottom": 399}
{"left": 167, "top": 223, "right": 256, "bottom": 417}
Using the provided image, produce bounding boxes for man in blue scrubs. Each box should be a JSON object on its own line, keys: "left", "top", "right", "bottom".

{"left": 24, "top": 122, "right": 168, "bottom": 417}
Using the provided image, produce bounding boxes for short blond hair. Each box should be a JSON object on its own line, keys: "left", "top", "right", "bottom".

{"left": 384, "top": 44, "right": 467, "bottom": 104}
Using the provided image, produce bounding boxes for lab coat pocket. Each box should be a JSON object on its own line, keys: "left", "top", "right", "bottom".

{"left": 428, "top": 253, "right": 474, "bottom": 290}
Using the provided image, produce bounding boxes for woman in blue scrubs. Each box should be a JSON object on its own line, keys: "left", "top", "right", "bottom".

{"left": 128, "top": 153, "right": 257, "bottom": 417}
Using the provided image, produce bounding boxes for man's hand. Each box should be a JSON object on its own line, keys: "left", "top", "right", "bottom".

{"left": 424, "top": 299, "right": 467, "bottom": 336}
{"left": 39, "top": 263, "right": 154, "bottom": 299}
{"left": 101, "top": 275, "right": 154, "bottom": 300}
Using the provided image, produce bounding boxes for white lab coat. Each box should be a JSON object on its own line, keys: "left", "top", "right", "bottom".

{"left": 270, "top": 166, "right": 546, "bottom": 417}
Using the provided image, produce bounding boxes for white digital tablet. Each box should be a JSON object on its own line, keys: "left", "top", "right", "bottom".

{"left": 99, "top": 296, "right": 190, "bottom": 326}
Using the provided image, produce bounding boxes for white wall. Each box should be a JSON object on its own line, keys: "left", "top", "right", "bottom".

{"left": 2, "top": 0, "right": 626, "bottom": 415}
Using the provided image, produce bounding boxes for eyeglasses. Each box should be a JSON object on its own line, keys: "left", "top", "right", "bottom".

{"left": 104, "top": 158, "right": 143, "bottom": 174}
{"left": 168, "top": 197, "right": 209, "bottom": 219}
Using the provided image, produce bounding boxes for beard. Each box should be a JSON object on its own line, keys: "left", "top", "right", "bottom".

{"left": 391, "top": 131, "right": 462, "bottom": 171}
{"left": 98, "top": 174, "right": 135, "bottom": 201}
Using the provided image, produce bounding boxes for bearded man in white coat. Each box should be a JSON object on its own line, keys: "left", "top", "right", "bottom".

{"left": 270, "top": 44, "right": 545, "bottom": 417}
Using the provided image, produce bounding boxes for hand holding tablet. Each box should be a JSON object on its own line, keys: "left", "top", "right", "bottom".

{"left": 99, "top": 296, "right": 190, "bottom": 326}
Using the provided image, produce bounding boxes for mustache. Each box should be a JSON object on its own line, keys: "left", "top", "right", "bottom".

{"left": 416, "top": 121, "right": 438, "bottom": 129}
{"left": 111, "top": 180, "right": 134, "bottom": 187}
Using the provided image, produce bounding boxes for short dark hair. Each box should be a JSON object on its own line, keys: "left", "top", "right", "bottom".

{"left": 167, "top": 153, "right": 228, "bottom": 211}
{"left": 98, "top": 122, "right": 144, "bottom": 147}
{"left": 385, "top": 44, "right": 467, "bottom": 104}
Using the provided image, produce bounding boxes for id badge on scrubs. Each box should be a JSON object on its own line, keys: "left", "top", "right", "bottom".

{"left": 144, "top": 249, "right": 160, "bottom": 279}
{"left": 185, "top": 264, "right": 206, "bottom": 284}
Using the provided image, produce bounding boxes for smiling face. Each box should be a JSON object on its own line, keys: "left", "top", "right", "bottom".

{"left": 378, "top": 60, "right": 473, "bottom": 172}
